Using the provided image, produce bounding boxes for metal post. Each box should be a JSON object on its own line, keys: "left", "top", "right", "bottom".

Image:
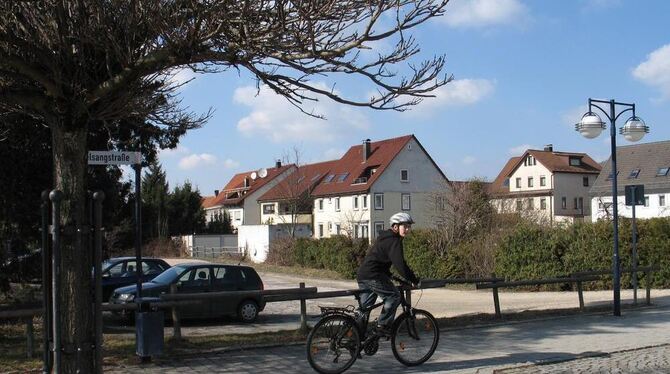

{"left": 576, "top": 280, "right": 584, "bottom": 311}
{"left": 631, "top": 194, "right": 638, "bottom": 306}
{"left": 646, "top": 269, "right": 652, "bottom": 306}
{"left": 93, "top": 191, "right": 105, "bottom": 374}
{"left": 40, "top": 190, "right": 52, "bottom": 373}
{"left": 26, "top": 318, "right": 35, "bottom": 358}
{"left": 134, "top": 165, "right": 143, "bottom": 299}
{"left": 491, "top": 274, "right": 501, "bottom": 318}
{"left": 49, "top": 190, "right": 63, "bottom": 373}
{"left": 299, "top": 282, "right": 308, "bottom": 333}
{"left": 608, "top": 99, "right": 622, "bottom": 317}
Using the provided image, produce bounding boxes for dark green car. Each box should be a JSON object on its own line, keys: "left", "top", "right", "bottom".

{"left": 110, "top": 263, "right": 266, "bottom": 322}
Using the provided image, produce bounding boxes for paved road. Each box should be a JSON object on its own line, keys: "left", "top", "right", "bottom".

{"left": 106, "top": 296, "right": 670, "bottom": 373}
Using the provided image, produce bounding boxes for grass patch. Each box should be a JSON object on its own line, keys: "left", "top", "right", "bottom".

{"left": 0, "top": 320, "right": 43, "bottom": 372}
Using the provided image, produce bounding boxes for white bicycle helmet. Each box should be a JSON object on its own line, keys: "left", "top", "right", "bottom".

{"left": 389, "top": 212, "right": 414, "bottom": 226}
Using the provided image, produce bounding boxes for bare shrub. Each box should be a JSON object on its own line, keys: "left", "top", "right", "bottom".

{"left": 266, "top": 237, "right": 297, "bottom": 266}
{"left": 143, "top": 238, "right": 188, "bottom": 258}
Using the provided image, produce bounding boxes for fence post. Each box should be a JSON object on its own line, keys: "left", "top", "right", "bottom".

{"left": 646, "top": 269, "right": 652, "bottom": 306}
{"left": 299, "top": 282, "right": 308, "bottom": 333}
{"left": 26, "top": 318, "right": 34, "bottom": 358}
{"left": 491, "top": 274, "right": 501, "bottom": 318}
{"left": 170, "top": 284, "right": 182, "bottom": 341}
{"left": 576, "top": 279, "right": 585, "bottom": 312}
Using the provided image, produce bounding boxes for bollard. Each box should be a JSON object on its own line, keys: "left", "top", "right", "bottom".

{"left": 491, "top": 274, "right": 501, "bottom": 318}
{"left": 646, "top": 269, "right": 652, "bottom": 306}
{"left": 170, "top": 284, "right": 182, "bottom": 341}
{"left": 299, "top": 282, "right": 308, "bottom": 333}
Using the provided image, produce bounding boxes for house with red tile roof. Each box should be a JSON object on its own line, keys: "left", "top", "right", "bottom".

{"left": 201, "top": 161, "right": 295, "bottom": 230}
{"left": 308, "top": 135, "right": 448, "bottom": 241}
{"left": 490, "top": 145, "right": 601, "bottom": 223}
{"left": 257, "top": 159, "right": 340, "bottom": 229}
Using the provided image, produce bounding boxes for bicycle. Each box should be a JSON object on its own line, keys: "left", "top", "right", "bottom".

{"left": 306, "top": 276, "right": 439, "bottom": 374}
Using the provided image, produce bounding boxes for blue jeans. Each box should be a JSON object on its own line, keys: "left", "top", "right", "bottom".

{"left": 357, "top": 278, "right": 401, "bottom": 328}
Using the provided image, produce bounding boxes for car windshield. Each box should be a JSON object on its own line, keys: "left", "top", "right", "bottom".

{"left": 150, "top": 265, "right": 187, "bottom": 284}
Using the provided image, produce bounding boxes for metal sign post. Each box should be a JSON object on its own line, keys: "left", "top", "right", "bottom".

{"left": 625, "top": 184, "right": 644, "bottom": 305}
{"left": 87, "top": 151, "right": 141, "bottom": 371}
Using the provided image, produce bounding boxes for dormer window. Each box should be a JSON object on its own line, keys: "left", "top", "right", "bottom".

{"left": 525, "top": 155, "right": 536, "bottom": 166}
{"left": 324, "top": 174, "right": 335, "bottom": 183}
{"left": 569, "top": 156, "right": 582, "bottom": 166}
{"left": 336, "top": 173, "right": 349, "bottom": 182}
{"left": 628, "top": 169, "right": 641, "bottom": 179}
{"left": 656, "top": 167, "right": 669, "bottom": 176}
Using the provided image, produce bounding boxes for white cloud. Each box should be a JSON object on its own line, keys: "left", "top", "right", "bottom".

{"left": 508, "top": 144, "right": 537, "bottom": 155}
{"left": 234, "top": 84, "right": 370, "bottom": 143}
{"left": 402, "top": 78, "right": 495, "bottom": 117}
{"left": 178, "top": 153, "right": 218, "bottom": 170}
{"left": 159, "top": 145, "right": 190, "bottom": 158}
{"left": 223, "top": 158, "right": 240, "bottom": 169}
{"left": 632, "top": 44, "right": 670, "bottom": 101}
{"left": 323, "top": 148, "right": 346, "bottom": 161}
{"left": 442, "top": 0, "right": 529, "bottom": 28}
{"left": 463, "top": 156, "right": 476, "bottom": 165}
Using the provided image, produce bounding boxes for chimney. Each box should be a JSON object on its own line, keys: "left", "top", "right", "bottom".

{"left": 363, "top": 139, "right": 371, "bottom": 163}
{"left": 214, "top": 189, "right": 219, "bottom": 196}
{"left": 544, "top": 144, "right": 553, "bottom": 152}
{"left": 275, "top": 159, "right": 282, "bottom": 168}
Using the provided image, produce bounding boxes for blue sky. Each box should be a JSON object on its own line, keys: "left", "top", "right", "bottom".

{"left": 153, "top": 0, "right": 670, "bottom": 197}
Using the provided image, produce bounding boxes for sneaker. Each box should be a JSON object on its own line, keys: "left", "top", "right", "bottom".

{"left": 375, "top": 324, "right": 392, "bottom": 338}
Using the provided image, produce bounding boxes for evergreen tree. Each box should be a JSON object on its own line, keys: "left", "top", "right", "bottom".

{"left": 142, "top": 162, "right": 169, "bottom": 239}
{"left": 168, "top": 181, "right": 206, "bottom": 236}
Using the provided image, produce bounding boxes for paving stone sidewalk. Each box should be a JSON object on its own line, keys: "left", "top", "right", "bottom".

{"left": 106, "top": 300, "right": 670, "bottom": 374}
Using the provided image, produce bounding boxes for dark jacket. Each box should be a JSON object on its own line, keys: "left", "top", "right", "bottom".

{"left": 356, "top": 230, "right": 418, "bottom": 284}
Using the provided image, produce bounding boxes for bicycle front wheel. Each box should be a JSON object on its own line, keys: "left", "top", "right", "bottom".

{"left": 391, "top": 309, "right": 439, "bottom": 366}
{"left": 306, "top": 314, "right": 361, "bottom": 374}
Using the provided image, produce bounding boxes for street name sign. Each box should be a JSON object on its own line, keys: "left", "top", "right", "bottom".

{"left": 88, "top": 151, "right": 141, "bottom": 165}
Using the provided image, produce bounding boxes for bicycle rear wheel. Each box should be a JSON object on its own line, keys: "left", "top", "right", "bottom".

{"left": 306, "top": 314, "right": 361, "bottom": 374}
{"left": 391, "top": 309, "right": 439, "bottom": 366}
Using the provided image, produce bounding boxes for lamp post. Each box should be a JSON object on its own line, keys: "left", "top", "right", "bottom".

{"left": 575, "top": 98, "right": 649, "bottom": 316}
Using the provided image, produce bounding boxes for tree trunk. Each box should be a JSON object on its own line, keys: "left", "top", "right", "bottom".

{"left": 51, "top": 122, "right": 94, "bottom": 373}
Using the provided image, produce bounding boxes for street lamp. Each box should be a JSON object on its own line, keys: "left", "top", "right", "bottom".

{"left": 575, "top": 98, "right": 649, "bottom": 316}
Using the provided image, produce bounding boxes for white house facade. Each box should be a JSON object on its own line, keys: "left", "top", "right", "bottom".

{"left": 490, "top": 145, "right": 601, "bottom": 224}
{"left": 590, "top": 141, "right": 670, "bottom": 221}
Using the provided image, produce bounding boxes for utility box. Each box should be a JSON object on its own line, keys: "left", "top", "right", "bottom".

{"left": 135, "top": 298, "right": 164, "bottom": 358}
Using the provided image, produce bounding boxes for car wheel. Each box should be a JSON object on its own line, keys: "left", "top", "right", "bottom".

{"left": 237, "top": 300, "right": 259, "bottom": 323}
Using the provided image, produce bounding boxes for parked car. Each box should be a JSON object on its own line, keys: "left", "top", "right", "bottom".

{"left": 109, "top": 263, "right": 266, "bottom": 322}
{"left": 101, "top": 257, "right": 171, "bottom": 300}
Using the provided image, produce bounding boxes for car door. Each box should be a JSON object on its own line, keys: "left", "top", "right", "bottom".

{"left": 210, "top": 266, "right": 244, "bottom": 317}
{"left": 101, "top": 260, "right": 131, "bottom": 300}
{"left": 174, "top": 266, "right": 212, "bottom": 318}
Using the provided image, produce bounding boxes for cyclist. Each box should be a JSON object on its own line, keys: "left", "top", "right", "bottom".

{"left": 356, "top": 212, "right": 419, "bottom": 337}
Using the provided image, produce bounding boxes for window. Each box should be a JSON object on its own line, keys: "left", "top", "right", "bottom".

{"left": 361, "top": 225, "right": 369, "bottom": 238}
{"left": 628, "top": 169, "right": 641, "bottom": 179}
{"left": 656, "top": 167, "right": 670, "bottom": 176}
{"left": 527, "top": 198, "right": 534, "bottom": 210}
{"left": 569, "top": 156, "right": 582, "bottom": 166}
{"left": 335, "top": 197, "right": 340, "bottom": 211}
{"left": 362, "top": 195, "right": 368, "bottom": 209}
{"left": 528, "top": 177, "right": 534, "bottom": 188}
{"left": 503, "top": 178, "right": 510, "bottom": 187}
{"left": 401, "top": 193, "right": 411, "bottom": 211}
{"left": 578, "top": 197, "right": 584, "bottom": 211}
{"left": 660, "top": 195, "right": 666, "bottom": 207}
{"left": 400, "top": 169, "right": 409, "bottom": 182}
{"left": 540, "top": 198, "right": 546, "bottom": 210}
{"left": 606, "top": 171, "right": 619, "bottom": 180}
{"left": 516, "top": 199, "right": 522, "bottom": 211}
{"left": 318, "top": 224, "right": 324, "bottom": 238}
{"left": 574, "top": 198, "right": 578, "bottom": 209}
{"left": 353, "top": 196, "right": 359, "bottom": 210}
{"left": 324, "top": 174, "right": 335, "bottom": 183}
{"left": 262, "top": 204, "right": 275, "bottom": 214}
{"left": 318, "top": 199, "right": 324, "bottom": 211}
{"left": 644, "top": 196, "right": 650, "bottom": 207}
{"left": 583, "top": 176, "right": 589, "bottom": 187}
{"left": 374, "top": 222, "right": 384, "bottom": 235}
{"left": 336, "top": 173, "right": 349, "bottom": 182}
{"left": 540, "top": 176, "right": 546, "bottom": 187}
{"left": 561, "top": 197, "right": 567, "bottom": 209}
{"left": 374, "top": 193, "right": 384, "bottom": 210}
{"left": 515, "top": 178, "right": 521, "bottom": 188}
{"left": 335, "top": 224, "right": 341, "bottom": 235}
{"left": 233, "top": 211, "right": 241, "bottom": 221}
